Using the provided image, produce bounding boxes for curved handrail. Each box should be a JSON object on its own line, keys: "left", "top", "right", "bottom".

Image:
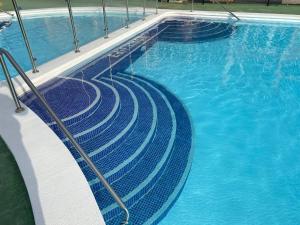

{"left": 0, "top": 9, "right": 14, "bottom": 17}
{"left": 214, "top": 0, "right": 240, "bottom": 21}
{"left": 0, "top": 48, "right": 129, "bottom": 225}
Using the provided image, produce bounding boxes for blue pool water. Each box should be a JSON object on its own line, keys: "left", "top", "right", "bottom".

{"left": 0, "top": 11, "right": 143, "bottom": 80}
{"left": 128, "top": 19, "right": 300, "bottom": 224}
{"left": 21, "top": 17, "right": 300, "bottom": 224}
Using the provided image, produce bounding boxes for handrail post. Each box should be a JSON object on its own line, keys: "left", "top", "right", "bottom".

{"left": 215, "top": 0, "right": 240, "bottom": 21}
{"left": 0, "top": 9, "right": 14, "bottom": 17}
{"left": 191, "top": 0, "right": 194, "bottom": 12}
{"left": 125, "top": 0, "right": 129, "bottom": 28}
{"left": 143, "top": 0, "right": 146, "bottom": 20}
{"left": 155, "top": 0, "right": 158, "bottom": 14}
{"left": 0, "top": 47, "right": 130, "bottom": 225}
{"left": 65, "top": 0, "right": 80, "bottom": 53}
{"left": 0, "top": 55, "right": 24, "bottom": 113}
{"left": 101, "top": 0, "right": 109, "bottom": 38}
{"left": 11, "top": 0, "right": 38, "bottom": 73}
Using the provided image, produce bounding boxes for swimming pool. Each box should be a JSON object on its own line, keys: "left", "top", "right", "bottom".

{"left": 0, "top": 10, "right": 143, "bottom": 80}
{"left": 21, "top": 15, "right": 300, "bottom": 225}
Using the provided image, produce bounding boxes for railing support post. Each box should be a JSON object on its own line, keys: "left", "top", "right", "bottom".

{"left": 0, "top": 9, "right": 14, "bottom": 17}
{"left": 143, "top": 0, "right": 146, "bottom": 20}
{"left": 65, "top": 0, "right": 80, "bottom": 53}
{"left": 155, "top": 0, "right": 158, "bottom": 14}
{"left": 191, "top": 0, "right": 194, "bottom": 12}
{"left": 125, "top": 0, "right": 129, "bottom": 28}
{"left": 101, "top": 0, "right": 109, "bottom": 38}
{"left": 11, "top": 0, "right": 38, "bottom": 73}
{"left": 0, "top": 55, "right": 24, "bottom": 113}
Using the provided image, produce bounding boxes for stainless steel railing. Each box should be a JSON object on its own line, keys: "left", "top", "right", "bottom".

{"left": 101, "top": 0, "right": 109, "bottom": 38}
{"left": 0, "top": 48, "right": 129, "bottom": 225}
{"left": 65, "top": 0, "right": 80, "bottom": 52}
{"left": 11, "top": 0, "right": 39, "bottom": 73}
{"left": 143, "top": 0, "right": 146, "bottom": 20}
{"left": 214, "top": 0, "right": 240, "bottom": 20}
{"left": 125, "top": 0, "right": 130, "bottom": 28}
{"left": 0, "top": 9, "right": 14, "bottom": 17}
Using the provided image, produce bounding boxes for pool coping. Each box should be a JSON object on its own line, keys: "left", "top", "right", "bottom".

{"left": 0, "top": 7, "right": 300, "bottom": 225}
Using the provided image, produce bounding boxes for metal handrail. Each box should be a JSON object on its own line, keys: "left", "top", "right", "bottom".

{"left": 155, "top": 0, "right": 158, "bottom": 14}
{"left": 101, "top": 0, "right": 109, "bottom": 38}
{"left": 0, "top": 9, "right": 14, "bottom": 17}
{"left": 65, "top": 0, "right": 80, "bottom": 52}
{"left": 125, "top": 0, "right": 129, "bottom": 28}
{"left": 0, "top": 48, "right": 129, "bottom": 225}
{"left": 143, "top": 0, "right": 146, "bottom": 21}
{"left": 11, "top": 0, "right": 39, "bottom": 73}
{"left": 214, "top": 0, "right": 240, "bottom": 20}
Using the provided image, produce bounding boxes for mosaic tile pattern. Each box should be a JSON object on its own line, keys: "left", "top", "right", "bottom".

{"left": 21, "top": 17, "right": 235, "bottom": 224}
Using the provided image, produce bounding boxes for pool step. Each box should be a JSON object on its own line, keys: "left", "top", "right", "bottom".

{"left": 20, "top": 17, "right": 201, "bottom": 225}
{"left": 21, "top": 71, "right": 193, "bottom": 224}
{"left": 158, "top": 19, "right": 237, "bottom": 43}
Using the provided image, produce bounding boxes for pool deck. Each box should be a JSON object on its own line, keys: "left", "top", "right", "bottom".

{"left": 0, "top": 8, "right": 300, "bottom": 225}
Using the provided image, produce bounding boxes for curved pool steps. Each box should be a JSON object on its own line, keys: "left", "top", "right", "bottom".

{"left": 158, "top": 19, "right": 236, "bottom": 43}
{"left": 21, "top": 70, "right": 193, "bottom": 224}
{"left": 19, "top": 16, "right": 238, "bottom": 224}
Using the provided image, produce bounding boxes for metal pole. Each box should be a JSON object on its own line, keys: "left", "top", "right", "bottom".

{"left": 156, "top": 0, "right": 158, "bottom": 14}
{"left": 101, "top": 0, "right": 109, "bottom": 38}
{"left": 0, "top": 55, "right": 24, "bottom": 113}
{"left": 143, "top": 0, "right": 146, "bottom": 20}
{"left": 267, "top": 0, "right": 270, "bottom": 6}
{"left": 191, "top": 0, "right": 194, "bottom": 12}
{"left": 11, "top": 0, "right": 38, "bottom": 73}
{"left": 65, "top": 0, "right": 80, "bottom": 53}
{"left": 215, "top": 0, "right": 240, "bottom": 21}
{"left": 125, "top": 0, "right": 129, "bottom": 28}
{"left": 0, "top": 48, "right": 129, "bottom": 225}
{"left": 0, "top": 9, "right": 14, "bottom": 17}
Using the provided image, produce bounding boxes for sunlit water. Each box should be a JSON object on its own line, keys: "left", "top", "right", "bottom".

{"left": 0, "top": 11, "right": 143, "bottom": 79}
{"left": 126, "top": 21, "right": 300, "bottom": 225}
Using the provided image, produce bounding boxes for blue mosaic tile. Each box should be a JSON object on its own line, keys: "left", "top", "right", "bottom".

{"left": 19, "top": 17, "right": 236, "bottom": 225}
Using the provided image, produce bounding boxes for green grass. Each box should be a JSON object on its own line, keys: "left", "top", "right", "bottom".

{"left": 0, "top": 137, "right": 35, "bottom": 225}
{"left": 0, "top": 0, "right": 300, "bottom": 15}
{"left": 159, "top": 2, "right": 300, "bottom": 15}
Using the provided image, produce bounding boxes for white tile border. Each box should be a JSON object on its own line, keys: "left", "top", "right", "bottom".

{"left": 0, "top": 8, "right": 300, "bottom": 225}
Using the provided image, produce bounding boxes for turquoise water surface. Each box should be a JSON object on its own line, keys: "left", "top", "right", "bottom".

{"left": 0, "top": 11, "right": 143, "bottom": 80}
{"left": 126, "top": 21, "right": 300, "bottom": 225}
